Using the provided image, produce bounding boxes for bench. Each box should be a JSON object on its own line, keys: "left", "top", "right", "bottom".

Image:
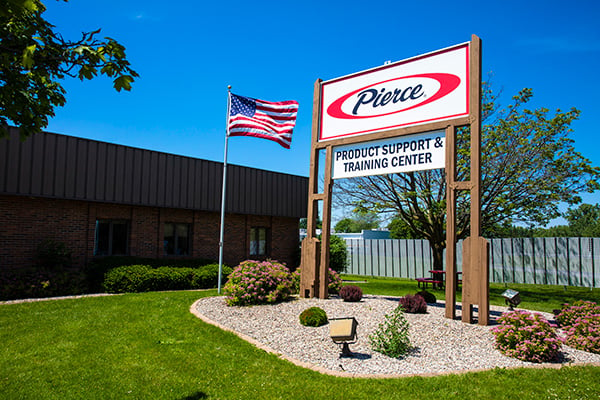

{"left": 416, "top": 277, "right": 443, "bottom": 289}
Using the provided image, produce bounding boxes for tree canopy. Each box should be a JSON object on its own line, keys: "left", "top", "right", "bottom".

{"left": 0, "top": 0, "right": 138, "bottom": 139}
{"left": 335, "top": 84, "right": 600, "bottom": 269}
{"left": 334, "top": 210, "right": 379, "bottom": 233}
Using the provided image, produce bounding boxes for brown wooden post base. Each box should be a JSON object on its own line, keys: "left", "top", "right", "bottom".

{"left": 299, "top": 237, "right": 327, "bottom": 299}
{"left": 461, "top": 236, "right": 490, "bottom": 325}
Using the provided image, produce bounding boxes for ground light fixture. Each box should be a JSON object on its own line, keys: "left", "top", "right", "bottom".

{"left": 329, "top": 317, "right": 358, "bottom": 357}
{"left": 501, "top": 289, "right": 521, "bottom": 311}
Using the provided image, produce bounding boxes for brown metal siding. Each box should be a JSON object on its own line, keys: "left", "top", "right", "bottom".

{"left": 0, "top": 127, "right": 308, "bottom": 218}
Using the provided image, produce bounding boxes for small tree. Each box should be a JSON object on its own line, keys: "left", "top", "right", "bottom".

{"left": 335, "top": 85, "right": 600, "bottom": 270}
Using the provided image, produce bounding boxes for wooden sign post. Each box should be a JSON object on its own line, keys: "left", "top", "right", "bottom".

{"left": 300, "top": 35, "right": 489, "bottom": 325}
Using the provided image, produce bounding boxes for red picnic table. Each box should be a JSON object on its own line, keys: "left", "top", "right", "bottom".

{"left": 416, "top": 270, "right": 462, "bottom": 290}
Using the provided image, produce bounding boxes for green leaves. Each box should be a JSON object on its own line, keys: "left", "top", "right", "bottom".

{"left": 1, "top": 0, "right": 138, "bottom": 139}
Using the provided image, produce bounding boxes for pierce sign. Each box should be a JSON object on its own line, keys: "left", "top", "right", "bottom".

{"left": 319, "top": 43, "right": 469, "bottom": 141}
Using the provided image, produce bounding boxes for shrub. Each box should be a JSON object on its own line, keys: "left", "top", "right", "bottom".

{"left": 329, "top": 235, "right": 348, "bottom": 273}
{"left": 491, "top": 310, "right": 561, "bottom": 363}
{"left": 339, "top": 285, "right": 363, "bottom": 302}
{"left": 223, "top": 260, "right": 294, "bottom": 306}
{"left": 85, "top": 256, "right": 216, "bottom": 292}
{"left": 369, "top": 306, "right": 411, "bottom": 358}
{"left": 328, "top": 268, "right": 343, "bottom": 294}
{"left": 0, "top": 267, "right": 86, "bottom": 301}
{"left": 35, "top": 239, "right": 72, "bottom": 269}
{"left": 299, "top": 307, "right": 328, "bottom": 327}
{"left": 291, "top": 267, "right": 342, "bottom": 295}
{"left": 563, "top": 314, "right": 600, "bottom": 354}
{"left": 415, "top": 290, "right": 436, "bottom": 304}
{"left": 399, "top": 294, "right": 427, "bottom": 313}
{"left": 191, "top": 263, "right": 232, "bottom": 288}
{"left": 102, "top": 264, "right": 232, "bottom": 293}
{"left": 103, "top": 265, "right": 152, "bottom": 293}
{"left": 556, "top": 300, "right": 600, "bottom": 328}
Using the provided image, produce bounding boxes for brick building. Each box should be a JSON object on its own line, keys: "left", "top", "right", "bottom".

{"left": 0, "top": 128, "right": 308, "bottom": 271}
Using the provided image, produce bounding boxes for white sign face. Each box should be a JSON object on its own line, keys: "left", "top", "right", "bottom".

{"left": 320, "top": 43, "right": 469, "bottom": 142}
{"left": 332, "top": 130, "right": 445, "bottom": 179}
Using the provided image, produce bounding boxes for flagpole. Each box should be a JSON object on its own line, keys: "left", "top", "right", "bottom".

{"left": 218, "top": 86, "right": 232, "bottom": 294}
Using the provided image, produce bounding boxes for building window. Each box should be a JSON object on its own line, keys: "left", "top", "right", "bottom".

{"left": 94, "top": 220, "right": 128, "bottom": 256}
{"left": 250, "top": 227, "right": 269, "bottom": 257}
{"left": 164, "top": 223, "right": 191, "bottom": 256}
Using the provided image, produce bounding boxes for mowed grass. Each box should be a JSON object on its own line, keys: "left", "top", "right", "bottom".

{"left": 0, "top": 282, "right": 599, "bottom": 399}
{"left": 344, "top": 274, "right": 600, "bottom": 313}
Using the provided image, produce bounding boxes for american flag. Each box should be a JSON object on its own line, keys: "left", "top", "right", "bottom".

{"left": 228, "top": 93, "right": 299, "bottom": 149}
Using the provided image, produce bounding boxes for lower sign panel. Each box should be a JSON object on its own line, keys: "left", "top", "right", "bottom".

{"left": 331, "top": 130, "right": 445, "bottom": 179}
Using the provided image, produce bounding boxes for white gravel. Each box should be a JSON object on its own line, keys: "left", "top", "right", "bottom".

{"left": 192, "top": 294, "right": 600, "bottom": 377}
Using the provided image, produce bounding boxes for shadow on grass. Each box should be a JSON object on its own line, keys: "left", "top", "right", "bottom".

{"left": 179, "top": 391, "right": 208, "bottom": 400}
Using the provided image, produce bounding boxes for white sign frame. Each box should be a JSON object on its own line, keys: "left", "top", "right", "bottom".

{"left": 331, "top": 130, "right": 445, "bottom": 179}
{"left": 319, "top": 42, "right": 469, "bottom": 142}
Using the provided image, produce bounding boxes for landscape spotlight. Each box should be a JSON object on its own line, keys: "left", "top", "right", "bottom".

{"left": 501, "top": 289, "right": 521, "bottom": 311}
{"left": 329, "top": 317, "right": 358, "bottom": 358}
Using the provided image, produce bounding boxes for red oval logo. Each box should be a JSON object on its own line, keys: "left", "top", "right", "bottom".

{"left": 326, "top": 73, "right": 461, "bottom": 120}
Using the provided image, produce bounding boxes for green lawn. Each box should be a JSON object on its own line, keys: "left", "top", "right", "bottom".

{"left": 344, "top": 274, "right": 600, "bottom": 313}
{"left": 1, "top": 281, "right": 599, "bottom": 399}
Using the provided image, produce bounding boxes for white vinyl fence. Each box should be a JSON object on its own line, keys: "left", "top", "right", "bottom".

{"left": 344, "top": 237, "right": 600, "bottom": 288}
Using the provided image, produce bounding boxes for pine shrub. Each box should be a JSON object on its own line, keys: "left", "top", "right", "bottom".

{"left": 399, "top": 294, "right": 427, "bottom": 313}
{"left": 299, "top": 307, "right": 328, "bottom": 327}
{"left": 339, "top": 285, "right": 363, "bottom": 302}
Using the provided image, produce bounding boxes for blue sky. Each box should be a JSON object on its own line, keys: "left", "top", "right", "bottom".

{"left": 42, "top": 0, "right": 600, "bottom": 225}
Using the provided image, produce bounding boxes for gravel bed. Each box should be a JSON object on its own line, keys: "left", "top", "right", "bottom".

{"left": 193, "top": 295, "right": 600, "bottom": 377}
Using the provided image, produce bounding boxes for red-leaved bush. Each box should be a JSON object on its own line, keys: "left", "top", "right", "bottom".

{"left": 398, "top": 294, "right": 427, "bottom": 313}
{"left": 339, "top": 285, "right": 363, "bottom": 302}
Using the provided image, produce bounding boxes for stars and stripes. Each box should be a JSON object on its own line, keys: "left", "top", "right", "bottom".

{"left": 228, "top": 93, "right": 299, "bottom": 149}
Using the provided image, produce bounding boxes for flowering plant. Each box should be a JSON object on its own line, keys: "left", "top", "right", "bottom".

{"left": 491, "top": 310, "right": 561, "bottom": 363}
{"left": 563, "top": 314, "right": 600, "bottom": 354}
{"left": 223, "top": 260, "right": 293, "bottom": 306}
{"left": 556, "top": 300, "right": 600, "bottom": 328}
{"left": 557, "top": 301, "right": 600, "bottom": 354}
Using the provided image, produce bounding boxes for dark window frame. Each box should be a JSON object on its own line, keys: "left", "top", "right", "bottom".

{"left": 94, "top": 219, "right": 129, "bottom": 256}
{"left": 249, "top": 226, "right": 270, "bottom": 258}
{"left": 163, "top": 222, "right": 192, "bottom": 256}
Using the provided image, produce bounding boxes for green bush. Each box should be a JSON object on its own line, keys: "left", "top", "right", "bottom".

{"left": 35, "top": 239, "right": 72, "bottom": 269}
{"left": 299, "top": 307, "right": 328, "bottom": 327}
{"left": 0, "top": 267, "right": 86, "bottom": 301}
{"left": 102, "top": 264, "right": 231, "bottom": 294}
{"left": 86, "top": 256, "right": 216, "bottom": 292}
{"left": 329, "top": 235, "right": 348, "bottom": 273}
{"left": 369, "top": 306, "right": 411, "bottom": 358}
{"left": 223, "top": 260, "right": 294, "bottom": 306}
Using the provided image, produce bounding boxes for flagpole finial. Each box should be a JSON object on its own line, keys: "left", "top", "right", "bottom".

{"left": 228, "top": 85, "right": 231, "bottom": 91}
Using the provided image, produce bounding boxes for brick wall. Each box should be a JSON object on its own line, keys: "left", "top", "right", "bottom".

{"left": 0, "top": 194, "right": 300, "bottom": 271}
